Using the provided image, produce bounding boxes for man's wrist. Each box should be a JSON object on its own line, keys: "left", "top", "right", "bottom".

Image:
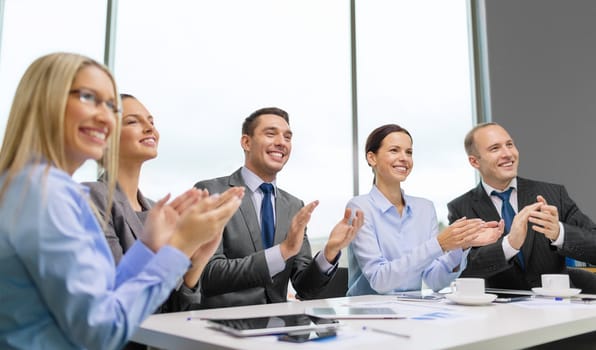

{"left": 323, "top": 245, "right": 340, "bottom": 263}
{"left": 507, "top": 233, "right": 523, "bottom": 250}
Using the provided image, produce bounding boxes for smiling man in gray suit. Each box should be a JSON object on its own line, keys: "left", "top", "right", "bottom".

{"left": 448, "top": 122, "right": 596, "bottom": 292}
{"left": 194, "top": 107, "right": 363, "bottom": 308}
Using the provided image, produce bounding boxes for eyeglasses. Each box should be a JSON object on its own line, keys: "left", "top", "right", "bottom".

{"left": 69, "top": 88, "right": 121, "bottom": 114}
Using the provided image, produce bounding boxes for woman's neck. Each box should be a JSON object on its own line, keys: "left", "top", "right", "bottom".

{"left": 117, "top": 162, "right": 143, "bottom": 212}
{"left": 376, "top": 180, "right": 405, "bottom": 215}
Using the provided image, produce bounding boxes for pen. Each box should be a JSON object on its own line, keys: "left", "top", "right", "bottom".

{"left": 362, "top": 326, "right": 411, "bottom": 339}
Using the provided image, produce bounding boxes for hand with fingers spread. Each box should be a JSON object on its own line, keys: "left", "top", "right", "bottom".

{"left": 529, "top": 195, "right": 560, "bottom": 241}
{"left": 323, "top": 208, "right": 364, "bottom": 262}
{"left": 437, "top": 217, "right": 485, "bottom": 252}
{"left": 169, "top": 187, "right": 245, "bottom": 258}
{"left": 507, "top": 202, "right": 543, "bottom": 249}
{"left": 141, "top": 188, "right": 204, "bottom": 253}
{"left": 466, "top": 220, "right": 504, "bottom": 247}
{"left": 280, "top": 200, "right": 319, "bottom": 260}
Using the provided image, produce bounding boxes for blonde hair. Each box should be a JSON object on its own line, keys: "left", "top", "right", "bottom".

{"left": 0, "top": 52, "right": 121, "bottom": 224}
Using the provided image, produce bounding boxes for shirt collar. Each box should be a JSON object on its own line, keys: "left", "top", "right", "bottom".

{"left": 481, "top": 177, "right": 517, "bottom": 197}
{"left": 370, "top": 185, "right": 412, "bottom": 216}
{"left": 241, "top": 166, "right": 277, "bottom": 195}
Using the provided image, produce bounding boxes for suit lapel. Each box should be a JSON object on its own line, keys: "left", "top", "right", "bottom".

{"left": 114, "top": 184, "right": 145, "bottom": 240}
{"left": 516, "top": 177, "right": 537, "bottom": 266}
{"left": 471, "top": 183, "right": 501, "bottom": 222}
{"left": 273, "top": 191, "right": 291, "bottom": 246}
{"left": 229, "top": 170, "right": 263, "bottom": 251}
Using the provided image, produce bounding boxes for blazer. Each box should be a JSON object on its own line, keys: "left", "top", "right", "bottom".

{"left": 447, "top": 177, "right": 596, "bottom": 292}
{"left": 84, "top": 179, "right": 200, "bottom": 312}
{"left": 194, "top": 168, "right": 333, "bottom": 309}
{"left": 85, "top": 180, "right": 152, "bottom": 264}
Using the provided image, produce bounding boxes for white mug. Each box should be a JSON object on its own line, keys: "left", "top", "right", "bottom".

{"left": 450, "top": 278, "right": 485, "bottom": 296}
{"left": 541, "top": 274, "right": 569, "bottom": 290}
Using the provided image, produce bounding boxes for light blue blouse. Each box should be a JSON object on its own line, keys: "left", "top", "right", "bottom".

{"left": 347, "top": 185, "right": 469, "bottom": 295}
{"left": 0, "top": 164, "right": 189, "bottom": 349}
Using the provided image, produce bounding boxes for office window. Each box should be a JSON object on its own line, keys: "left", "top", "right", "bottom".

{"left": 356, "top": 1, "right": 475, "bottom": 224}
{"left": 0, "top": 1, "right": 476, "bottom": 237}
{"left": 0, "top": 0, "right": 107, "bottom": 181}
{"left": 114, "top": 0, "right": 352, "bottom": 238}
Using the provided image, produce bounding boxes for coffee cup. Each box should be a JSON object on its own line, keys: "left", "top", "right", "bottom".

{"left": 450, "top": 278, "right": 485, "bottom": 296}
{"left": 541, "top": 274, "right": 569, "bottom": 290}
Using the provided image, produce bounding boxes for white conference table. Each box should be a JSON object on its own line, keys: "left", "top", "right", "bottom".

{"left": 131, "top": 294, "right": 596, "bottom": 350}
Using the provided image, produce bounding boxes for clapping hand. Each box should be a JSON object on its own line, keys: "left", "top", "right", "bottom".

{"left": 323, "top": 208, "right": 364, "bottom": 263}
{"left": 437, "top": 218, "right": 484, "bottom": 252}
{"left": 280, "top": 201, "right": 319, "bottom": 260}
{"left": 529, "top": 195, "right": 560, "bottom": 241}
{"left": 507, "top": 202, "right": 542, "bottom": 249}
{"left": 466, "top": 220, "right": 504, "bottom": 247}
{"left": 141, "top": 188, "right": 205, "bottom": 253}
{"left": 169, "top": 187, "right": 244, "bottom": 257}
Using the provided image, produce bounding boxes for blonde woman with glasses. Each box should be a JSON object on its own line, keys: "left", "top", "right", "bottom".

{"left": 0, "top": 52, "right": 243, "bottom": 349}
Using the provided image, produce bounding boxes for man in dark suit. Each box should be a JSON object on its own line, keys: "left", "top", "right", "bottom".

{"left": 194, "top": 107, "right": 363, "bottom": 308}
{"left": 448, "top": 122, "right": 596, "bottom": 292}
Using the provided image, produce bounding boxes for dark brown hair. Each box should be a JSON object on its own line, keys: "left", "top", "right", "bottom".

{"left": 365, "top": 124, "right": 412, "bottom": 166}
{"left": 242, "top": 107, "right": 289, "bottom": 136}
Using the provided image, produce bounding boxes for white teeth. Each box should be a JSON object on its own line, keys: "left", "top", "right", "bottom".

{"left": 501, "top": 162, "right": 513, "bottom": 167}
{"left": 394, "top": 166, "right": 407, "bottom": 171}
{"left": 141, "top": 138, "right": 156, "bottom": 146}
{"left": 87, "top": 130, "right": 106, "bottom": 140}
{"left": 270, "top": 152, "right": 283, "bottom": 159}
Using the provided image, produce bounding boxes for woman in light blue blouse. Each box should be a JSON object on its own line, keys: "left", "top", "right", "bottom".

{"left": 0, "top": 52, "right": 243, "bottom": 349}
{"left": 347, "top": 124, "right": 503, "bottom": 295}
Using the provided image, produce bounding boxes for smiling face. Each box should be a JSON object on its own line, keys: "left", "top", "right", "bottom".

{"left": 367, "top": 131, "right": 413, "bottom": 187}
{"left": 64, "top": 65, "right": 117, "bottom": 175}
{"left": 119, "top": 97, "right": 159, "bottom": 164}
{"left": 468, "top": 124, "right": 519, "bottom": 190}
{"left": 241, "top": 114, "right": 292, "bottom": 182}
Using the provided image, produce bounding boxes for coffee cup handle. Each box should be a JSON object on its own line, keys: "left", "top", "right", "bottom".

{"left": 450, "top": 281, "right": 457, "bottom": 293}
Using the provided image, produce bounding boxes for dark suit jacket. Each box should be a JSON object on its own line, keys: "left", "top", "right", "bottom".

{"left": 84, "top": 179, "right": 200, "bottom": 312}
{"left": 447, "top": 177, "right": 596, "bottom": 292}
{"left": 194, "top": 168, "right": 333, "bottom": 309}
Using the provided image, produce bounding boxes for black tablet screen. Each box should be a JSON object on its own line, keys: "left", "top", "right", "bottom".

{"left": 208, "top": 314, "right": 337, "bottom": 331}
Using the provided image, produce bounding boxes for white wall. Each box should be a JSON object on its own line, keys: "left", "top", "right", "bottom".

{"left": 481, "top": 0, "right": 596, "bottom": 219}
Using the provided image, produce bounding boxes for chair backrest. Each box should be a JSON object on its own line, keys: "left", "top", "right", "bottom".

{"left": 568, "top": 267, "right": 596, "bottom": 294}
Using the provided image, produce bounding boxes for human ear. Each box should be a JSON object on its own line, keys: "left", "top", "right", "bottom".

{"left": 240, "top": 135, "right": 250, "bottom": 152}
{"left": 468, "top": 155, "right": 480, "bottom": 169}
{"left": 366, "top": 151, "right": 376, "bottom": 167}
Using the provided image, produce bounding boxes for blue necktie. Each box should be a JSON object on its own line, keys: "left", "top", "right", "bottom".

{"left": 259, "top": 183, "right": 275, "bottom": 249}
{"left": 491, "top": 188, "right": 525, "bottom": 270}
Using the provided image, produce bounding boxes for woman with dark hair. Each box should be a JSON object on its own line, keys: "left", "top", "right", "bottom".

{"left": 346, "top": 124, "right": 503, "bottom": 295}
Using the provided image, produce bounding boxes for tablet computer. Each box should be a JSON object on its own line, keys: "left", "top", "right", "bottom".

{"left": 395, "top": 291, "right": 444, "bottom": 301}
{"left": 493, "top": 292, "right": 533, "bottom": 303}
{"left": 204, "top": 314, "right": 340, "bottom": 337}
{"left": 305, "top": 307, "right": 403, "bottom": 319}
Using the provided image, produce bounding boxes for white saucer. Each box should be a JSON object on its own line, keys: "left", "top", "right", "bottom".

{"left": 531, "top": 287, "right": 581, "bottom": 298}
{"left": 445, "top": 293, "right": 497, "bottom": 306}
